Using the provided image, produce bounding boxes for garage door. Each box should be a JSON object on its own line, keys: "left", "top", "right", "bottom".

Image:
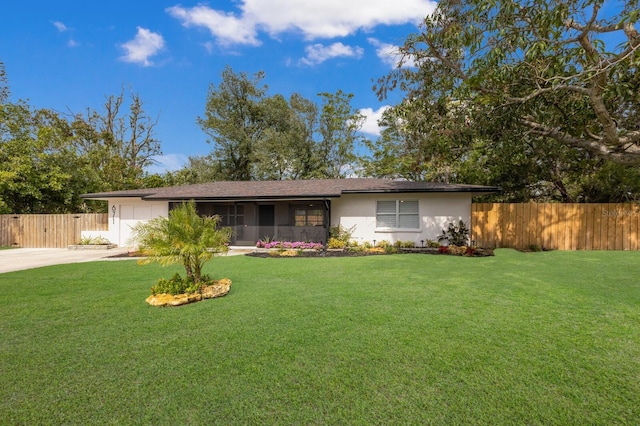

{"left": 119, "top": 205, "right": 153, "bottom": 247}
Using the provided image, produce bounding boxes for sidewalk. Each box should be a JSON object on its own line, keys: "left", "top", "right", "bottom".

{"left": 0, "top": 246, "right": 254, "bottom": 274}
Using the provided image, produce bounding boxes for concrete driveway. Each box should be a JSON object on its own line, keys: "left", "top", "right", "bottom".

{"left": 0, "top": 247, "right": 132, "bottom": 274}
{"left": 0, "top": 246, "right": 253, "bottom": 274}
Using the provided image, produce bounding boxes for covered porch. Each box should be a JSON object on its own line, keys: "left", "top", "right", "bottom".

{"left": 174, "top": 200, "right": 330, "bottom": 246}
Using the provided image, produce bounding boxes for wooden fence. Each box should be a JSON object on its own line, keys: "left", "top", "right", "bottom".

{"left": 0, "top": 214, "right": 108, "bottom": 248}
{"left": 472, "top": 203, "right": 640, "bottom": 250}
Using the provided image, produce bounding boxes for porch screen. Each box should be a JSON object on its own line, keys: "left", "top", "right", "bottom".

{"left": 376, "top": 200, "right": 419, "bottom": 229}
{"left": 294, "top": 206, "right": 324, "bottom": 226}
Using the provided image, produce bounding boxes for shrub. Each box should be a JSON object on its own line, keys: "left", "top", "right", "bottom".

{"left": 394, "top": 240, "right": 416, "bottom": 248}
{"left": 365, "top": 247, "right": 386, "bottom": 254}
{"left": 79, "top": 235, "right": 111, "bottom": 245}
{"left": 329, "top": 224, "right": 356, "bottom": 241}
{"left": 438, "top": 220, "right": 470, "bottom": 246}
{"left": 375, "top": 240, "right": 392, "bottom": 248}
{"left": 327, "top": 238, "right": 347, "bottom": 249}
{"left": 448, "top": 245, "right": 468, "bottom": 256}
{"left": 427, "top": 239, "right": 440, "bottom": 248}
{"left": 151, "top": 273, "right": 203, "bottom": 295}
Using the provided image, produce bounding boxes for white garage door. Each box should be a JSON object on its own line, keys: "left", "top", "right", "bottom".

{"left": 119, "top": 205, "right": 153, "bottom": 247}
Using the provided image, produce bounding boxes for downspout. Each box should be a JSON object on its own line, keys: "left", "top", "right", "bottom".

{"left": 323, "top": 198, "right": 330, "bottom": 252}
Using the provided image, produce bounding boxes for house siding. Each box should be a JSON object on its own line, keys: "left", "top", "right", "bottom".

{"left": 92, "top": 198, "right": 168, "bottom": 248}
{"left": 331, "top": 193, "right": 472, "bottom": 245}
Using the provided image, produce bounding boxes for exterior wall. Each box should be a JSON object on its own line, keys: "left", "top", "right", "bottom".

{"left": 101, "top": 193, "right": 472, "bottom": 248}
{"left": 103, "top": 198, "right": 168, "bottom": 248}
{"left": 330, "top": 193, "right": 472, "bottom": 245}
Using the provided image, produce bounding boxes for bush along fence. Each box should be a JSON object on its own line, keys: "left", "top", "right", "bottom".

{"left": 472, "top": 203, "right": 640, "bottom": 250}
{"left": 0, "top": 214, "right": 108, "bottom": 248}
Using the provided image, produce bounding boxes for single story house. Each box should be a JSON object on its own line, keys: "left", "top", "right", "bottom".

{"left": 81, "top": 178, "right": 499, "bottom": 248}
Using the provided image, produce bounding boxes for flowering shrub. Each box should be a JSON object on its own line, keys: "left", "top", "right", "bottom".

{"left": 256, "top": 240, "right": 324, "bottom": 250}
{"left": 327, "top": 238, "right": 347, "bottom": 249}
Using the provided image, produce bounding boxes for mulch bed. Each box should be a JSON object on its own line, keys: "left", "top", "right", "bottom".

{"left": 246, "top": 248, "right": 494, "bottom": 258}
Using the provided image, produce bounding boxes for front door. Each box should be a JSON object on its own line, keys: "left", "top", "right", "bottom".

{"left": 258, "top": 205, "right": 275, "bottom": 241}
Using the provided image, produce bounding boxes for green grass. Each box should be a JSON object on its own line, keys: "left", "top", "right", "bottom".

{"left": 1, "top": 250, "right": 639, "bottom": 424}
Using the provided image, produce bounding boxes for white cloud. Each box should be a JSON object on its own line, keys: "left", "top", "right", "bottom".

{"left": 360, "top": 105, "right": 391, "bottom": 136}
{"left": 119, "top": 27, "right": 165, "bottom": 67}
{"left": 52, "top": 21, "right": 68, "bottom": 32}
{"left": 368, "top": 37, "right": 416, "bottom": 69}
{"left": 166, "top": 0, "right": 435, "bottom": 45}
{"left": 166, "top": 5, "right": 260, "bottom": 46}
{"left": 299, "top": 42, "right": 364, "bottom": 66}
{"left": 147, "top": 153, "right": 188, "bottom": 174}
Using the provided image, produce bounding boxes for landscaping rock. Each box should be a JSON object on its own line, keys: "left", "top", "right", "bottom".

{"left": 201, "top": 278, "right": 232, "bottom": 299}
{"left": 146, "top": 292, "right": 202, "bottom": 307}
{"left": 145, "top": 278, "right": 232, "bottom": 307}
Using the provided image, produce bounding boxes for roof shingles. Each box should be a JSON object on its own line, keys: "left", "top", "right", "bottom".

{"left": 82, "top": 178, "right": 499, "bottom": 201}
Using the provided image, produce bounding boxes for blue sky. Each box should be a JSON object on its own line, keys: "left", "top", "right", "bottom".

{"left": 1, "top": 0, "right": 436, "bottom": 173}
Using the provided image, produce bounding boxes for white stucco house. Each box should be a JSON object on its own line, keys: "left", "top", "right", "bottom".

{"left": 81, "top": 178, "right": 499, "bottom": 248}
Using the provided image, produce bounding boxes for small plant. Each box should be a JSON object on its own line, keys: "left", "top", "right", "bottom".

{"left": 79, "top": 235, "right": 111, "bottom": 245}
{"left": 448, "top": 245, "right": 468, "bottom": 256}
{"left": 527, "top": 244, "right": 543, "bottom": 252}
{"left": 438, "top": 220, "right": 470, "bottom": 246}
{"left": 438, "top": 246, "right": 450, "bottom": 254}
{"left": 151, "top": 273, "right": 203, "bottom": 296}
{"left": 329, "top": 224, "right": 356, "bottom": 248}
{"left": 375, "top": 240, "right": 391, "bottom": 248}
{"left": 327, "top": 237, "right": 347, "bottom": 249}
{"left": 365, "top": 247, "right": 386, "bottom": 254}
{"left": 394, "top": 240, "right": 416, "bottom": 248}
{"left": 427, "top": 239, "right": 440, "bottom": 248}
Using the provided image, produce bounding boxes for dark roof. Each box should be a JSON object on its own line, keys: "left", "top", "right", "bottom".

{"left": 81, "top": 178, "right": 500, "bottom": 201}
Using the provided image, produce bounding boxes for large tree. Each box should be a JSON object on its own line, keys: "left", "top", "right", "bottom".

{"left": 71, "top": 89, "right": 162, "bottom": 190}
{"left": 316, "top": 90, "right": 364, "bottom": 178}
{"left": 0, "top": 102, "right": 91, "bottom": 213}
{"left": 376, "top": 0, "right": 640, "bottom": 165}
{"left": 198, "top": 66, "right": 362, "bottom": 181}
{"left": 198, "top": 66, "right": 268, "bottom": 181}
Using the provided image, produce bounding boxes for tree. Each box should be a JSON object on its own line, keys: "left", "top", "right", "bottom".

{"left": 198, "top": 67, "right": 364, "bottom": 181}
{"left": 198, "top": 66, "right": 268, "bottom": 181}
{"left": 360, "top": 102, "right": 470, "bottom": 182}
{"left": 0, "top": 61, "right": 8, "bottom": 104}
{"left": 71, "top": 89, "right": 162, "bottom": 190}
{"left": 376, "top": 0, "right": 640, "bottom": 165}
{"left": 131, "top": 201, "right": 232, "bottom": 284}
{"left": 253, "top": 93, "right": 321, "bottom": 180}
{"left": 0, "top": 102, "right": 93, "bottom": 213}
{"left": 316, "top": 90, "right": 364, "bottom": 178}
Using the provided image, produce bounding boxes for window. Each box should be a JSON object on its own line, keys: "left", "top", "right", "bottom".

{"left": 173, "top": 203, "right": 244, "bottom": 227}
{"left": 376, "top": 200, "right": 419, "bottom": 229}
{"left": 292, "top": 205, "right": 324, "bottom": 226}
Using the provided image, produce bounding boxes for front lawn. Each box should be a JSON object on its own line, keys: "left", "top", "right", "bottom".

{"left": 1, "top": 250, "right": 639, "bottom": 424}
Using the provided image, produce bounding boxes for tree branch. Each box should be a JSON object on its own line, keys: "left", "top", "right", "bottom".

{"left": 521, "top": 117, "right": 640, "bottom": 164}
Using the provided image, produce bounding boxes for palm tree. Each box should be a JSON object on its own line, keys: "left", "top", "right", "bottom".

{"left": 130, "top": 201, "right": 231, "bottom": 284}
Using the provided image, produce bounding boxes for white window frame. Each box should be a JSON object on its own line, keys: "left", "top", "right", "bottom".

{"left": 375, "top": 200, "right": 420, "bottom": 231}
